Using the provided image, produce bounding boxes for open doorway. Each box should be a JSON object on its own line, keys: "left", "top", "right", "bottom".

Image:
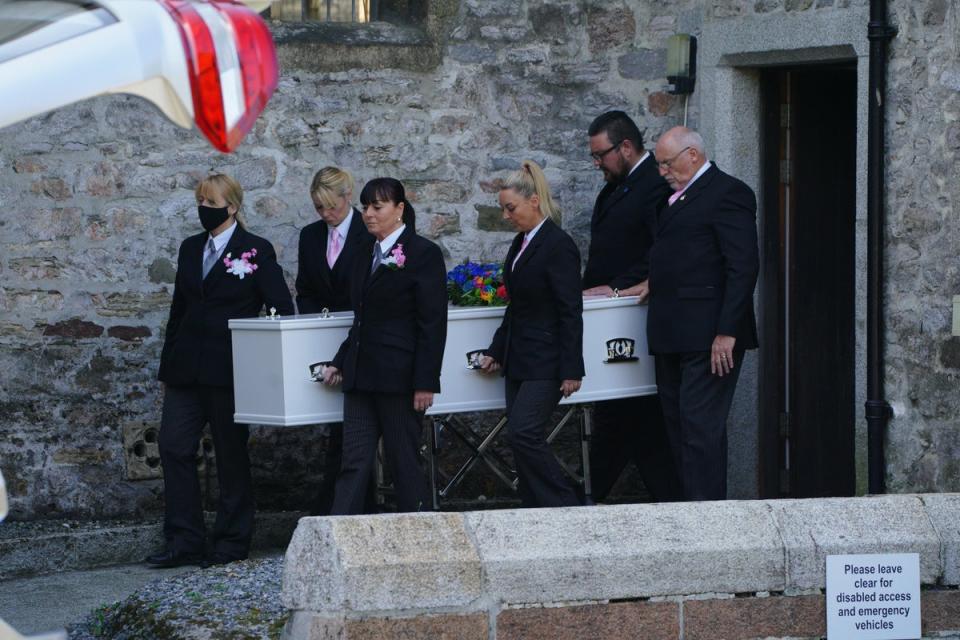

{"left": 758, "top": 64, "right": 858, "bottom": 498}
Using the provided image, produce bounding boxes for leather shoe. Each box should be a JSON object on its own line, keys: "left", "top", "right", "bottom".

{"left": 201, "top": 552, "right": 243, "bottom": 569}
{"left": 145, "top": 549, "right": 203, "bottom": 568}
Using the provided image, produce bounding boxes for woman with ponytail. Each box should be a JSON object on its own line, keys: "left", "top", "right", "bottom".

{"left": 479, "top": 161, "right": 585, "bottom": 508}
{"left": 322, "top": 177, "right": 447, "bottom": 514}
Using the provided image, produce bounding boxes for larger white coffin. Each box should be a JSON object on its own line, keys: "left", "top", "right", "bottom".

{"left": 229, "top": 296, "right": 655, "bottom": 425}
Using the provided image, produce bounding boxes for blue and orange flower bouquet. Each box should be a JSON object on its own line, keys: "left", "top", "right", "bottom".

{"left": 447, "top": 260, "right": 509, "bottom": 306}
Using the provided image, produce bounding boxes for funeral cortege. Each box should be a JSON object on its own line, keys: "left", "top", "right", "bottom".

{"left": 229, "top": 296, "right": 656, "bottom": 426}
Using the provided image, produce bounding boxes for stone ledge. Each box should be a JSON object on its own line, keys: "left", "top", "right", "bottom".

{"left": 463, "top": 500, "right": 784, "bottom": 604}
{"left": 281, "top": 494, "right": 959, "bottom": 621}
{"left": 281, "top": 512, "right": 483, "bottom": 612}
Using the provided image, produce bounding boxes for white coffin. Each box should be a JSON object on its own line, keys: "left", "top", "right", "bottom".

{"left": 229, "top": 296, "right": 656, "bottom": 426}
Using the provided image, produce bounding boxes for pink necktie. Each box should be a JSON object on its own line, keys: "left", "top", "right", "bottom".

{"left": 512, "top": 235, "right": 530, "bottom": 270}
{"left": 668, "top": 189, "right": 686, "bottom": 206}
{"left": 327, "top": 229, "right": 342, "bottom": 268}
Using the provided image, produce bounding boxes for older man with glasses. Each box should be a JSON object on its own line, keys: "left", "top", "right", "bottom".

{"left": 630, "top": 125, "right": 759, "bottom": 502}
{"left": 581, "top": 111, "right": 681, "bottom": 504}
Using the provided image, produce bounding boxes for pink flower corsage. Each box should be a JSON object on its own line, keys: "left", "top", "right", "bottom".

{"left": 223, "top": 248, "right": 259, "bottom": 279}
{"left": 382, "top": 244, "right": 406, "bottom": 270}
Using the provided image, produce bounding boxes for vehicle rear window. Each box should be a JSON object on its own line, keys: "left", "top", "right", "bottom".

{"left": 0, "top": 0, "right": 116, "bottom": 64}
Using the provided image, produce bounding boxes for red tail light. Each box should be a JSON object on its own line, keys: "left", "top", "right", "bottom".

{"left": 159, "top": 0, "right": 278, "bottom": 152}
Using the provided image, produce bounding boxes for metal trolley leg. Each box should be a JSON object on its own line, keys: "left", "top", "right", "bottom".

{"left": 581, "top": 405, "right": 594, "bottom": 505}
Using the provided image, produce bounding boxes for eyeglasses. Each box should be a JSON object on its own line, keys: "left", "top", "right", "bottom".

{"left": 590, "top": 141, "right": 622, "bottom": 162}
{"left": 656, "top": 146, "right": 692, "bottom": 169}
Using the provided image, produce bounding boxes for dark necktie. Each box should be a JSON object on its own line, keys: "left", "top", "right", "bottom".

{"left": 370, "top": 243, "right": 383, "bottom": 274}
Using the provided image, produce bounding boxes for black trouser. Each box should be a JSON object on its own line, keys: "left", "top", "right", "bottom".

{"left": 331, "top": 391, "right": 429, "bottom": 515}
{"left": 654, "top": 351, "right": 744, "bottom": 501}
{"left": 310, "top": 422, "right": 378, "bottom": 516}
{"left": 505, "top": 378, "right": 581, "bottom": 508}
{"left": 588, "top": 395, "right": 682, "bottom": 503}
{"left": 158, "top": 384, "right": 253, "bottom": 559}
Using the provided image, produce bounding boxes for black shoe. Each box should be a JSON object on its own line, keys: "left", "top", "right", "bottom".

{"left": 145, "top": 549, "right": 203, "bottom": 568}
{"left": 201, "top": 552, "right": 244, "bottom": 569}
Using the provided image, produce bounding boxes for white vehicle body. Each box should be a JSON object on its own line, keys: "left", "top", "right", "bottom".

{"left": 0, "top": 0, "right": 278, "bottom": 151}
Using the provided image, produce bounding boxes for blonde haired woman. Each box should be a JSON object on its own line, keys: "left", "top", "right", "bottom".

{"left": 151, "top": 173, "right": 293, "bottom": 568}
{"left": 296, "top": 166, "right": 373, "bottom": 315}
{"left": 295, "top": 166, "right": 375, "bottom": 515}
{"left": 479, "top": 161, "right": 584, "bottom": 508}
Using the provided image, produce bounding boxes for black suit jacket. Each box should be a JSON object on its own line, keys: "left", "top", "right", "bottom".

{"left": 295, "top": 209, "right": 373, "bottom": 314}
{"left": 486, "top": 219, "right": 585, "bottom": 381}
{"left": 582, "top": 156, "right": 672, "bottom": 289}
{"left": 647, "top": 164, "right": 759, "bottom": 354}
{"left": 332, "top": 226, "right": 448, "bottom": 394}
{"left": 158, "top": 226, "right": 294, "bottom": 388}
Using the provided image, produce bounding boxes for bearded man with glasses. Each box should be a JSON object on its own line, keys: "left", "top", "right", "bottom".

{"left": 581, "top": 110, "right": 681, "bottom": 504}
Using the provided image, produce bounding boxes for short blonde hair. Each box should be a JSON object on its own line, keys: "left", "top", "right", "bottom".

{"left": 310, "top": 166, "right": 355, "bottom": 210}
{"left": 196, "top": 173, "right": 246, "bottom": 229}
{"left": 500, "top": 160, "right": 560, "bottom": 222}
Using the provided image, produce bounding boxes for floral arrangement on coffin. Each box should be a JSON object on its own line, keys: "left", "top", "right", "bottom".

{"left": 447, "top": 260, "right": 509, "bottom": 306}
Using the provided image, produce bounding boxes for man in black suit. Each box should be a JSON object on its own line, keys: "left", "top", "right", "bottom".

{"left": 295, "top": 167, "right": 375, "bottom": 515}
{"left": 643, "top": 127, "right": 759, "bottom": 501}
{"left": 582, "top": 111, "right": 680, "bottom": 503}
{"left": 150, "top": 174, "right": 294, "bottom": 569}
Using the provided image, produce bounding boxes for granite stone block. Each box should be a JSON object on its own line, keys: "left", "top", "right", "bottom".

{"left": 921, "top": 493, "right": 960, "bottom": 585}
{"left": 769, "top": 495, "right": 941, "bottom": 591}
{"left": 281, "top": 513, "right": 483, "bottom": 612}
{"left": 464, "top": 501, "right": 785, "bottom": 604}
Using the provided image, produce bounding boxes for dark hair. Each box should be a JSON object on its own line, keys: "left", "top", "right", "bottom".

{"left": 588, "top": 110, "right": 644, "bottom": 151}
{"left": 359, "top": 177, "right": 415, "bottom": 227}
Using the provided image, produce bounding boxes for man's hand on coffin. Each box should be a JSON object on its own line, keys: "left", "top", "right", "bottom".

{"left": 617, "top": 279, "right": 650, "bottom": 302}
{"left": 560, "top": 379, "right": 581, "bottom": 398}
{"left": 478, "top": 355, "right": 501, "bottom": 374}
{"left": 321, "top": 365, "right": 342, "bottom": 386}
{"left": 582, "top": 285, "right": 614, "bottom": 297}
{"left": 413, "top": 390, "right": 434, "bottom": 412}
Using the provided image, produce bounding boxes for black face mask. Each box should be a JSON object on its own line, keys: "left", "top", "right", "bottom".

{"left": 198, "top": 205, "right": 230, "bottom": 232}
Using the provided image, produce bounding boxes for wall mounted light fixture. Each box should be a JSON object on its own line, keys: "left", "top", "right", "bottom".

{"left": 666, "top": 34, "right": 697, "bottom": 95}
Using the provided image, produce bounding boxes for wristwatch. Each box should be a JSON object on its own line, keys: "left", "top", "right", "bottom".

{"left": 612, "top": 288, "right": 620, "bottom": 298}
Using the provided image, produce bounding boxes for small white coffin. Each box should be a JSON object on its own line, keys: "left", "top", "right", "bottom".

{"left": 229, "top": 296, "right": 656, "bottom": 426}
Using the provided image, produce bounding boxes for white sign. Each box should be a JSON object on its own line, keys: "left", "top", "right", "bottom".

{"left": 826, "top": 553, "right": 920, "bottom": 639}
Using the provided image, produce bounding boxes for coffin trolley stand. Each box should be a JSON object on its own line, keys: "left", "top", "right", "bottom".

{"left": 229, "top": 296, "right": 657, "bottom": 508}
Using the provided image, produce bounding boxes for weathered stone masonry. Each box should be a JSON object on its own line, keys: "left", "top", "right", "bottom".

{"left": 0, "top": 0, "right": 957, "bottom": 521}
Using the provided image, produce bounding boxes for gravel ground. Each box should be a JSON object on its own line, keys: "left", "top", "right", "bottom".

{"left": 68, "top": 555, "right": 288, "bottom": 640}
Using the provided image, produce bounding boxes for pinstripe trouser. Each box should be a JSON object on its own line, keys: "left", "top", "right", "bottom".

{"left": 331, "top": 390, "right": 429, "bottom": 515}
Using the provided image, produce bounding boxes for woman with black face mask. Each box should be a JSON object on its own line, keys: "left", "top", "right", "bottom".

{"left": 150, "top": 173, "right": 293, "bottom": 569}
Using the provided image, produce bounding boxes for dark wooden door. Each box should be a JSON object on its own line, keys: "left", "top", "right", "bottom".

{"left": 759, "top": 66, "right": 857, "bottom": 498}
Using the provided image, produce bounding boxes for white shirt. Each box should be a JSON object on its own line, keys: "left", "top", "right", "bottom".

{"left": 327, "top": 209, "right": 354, "bottom": 253}
{"left": 681, "top": 160, "right": 712, "bottom": 192}
{"left": 626, "top": 151, "right": 651, "bottom": 178}
{"left": 206, "top": 220, "right": 237, "bottom": 260}
{"left": 512, "top": 217, "right": 548, "bottom": 269}
{"left": 374, "top": 224, "right": 406, "bottom": 267}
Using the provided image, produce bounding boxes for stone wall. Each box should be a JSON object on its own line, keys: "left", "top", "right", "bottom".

{"left": 279, "top": 495, "right": 960, "bottom": 639}
{"left": 0, "top": 0, "right": 957, "bottom": 521}
{"left": 884, "top": 0, "right": 960, "bottom": 492}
